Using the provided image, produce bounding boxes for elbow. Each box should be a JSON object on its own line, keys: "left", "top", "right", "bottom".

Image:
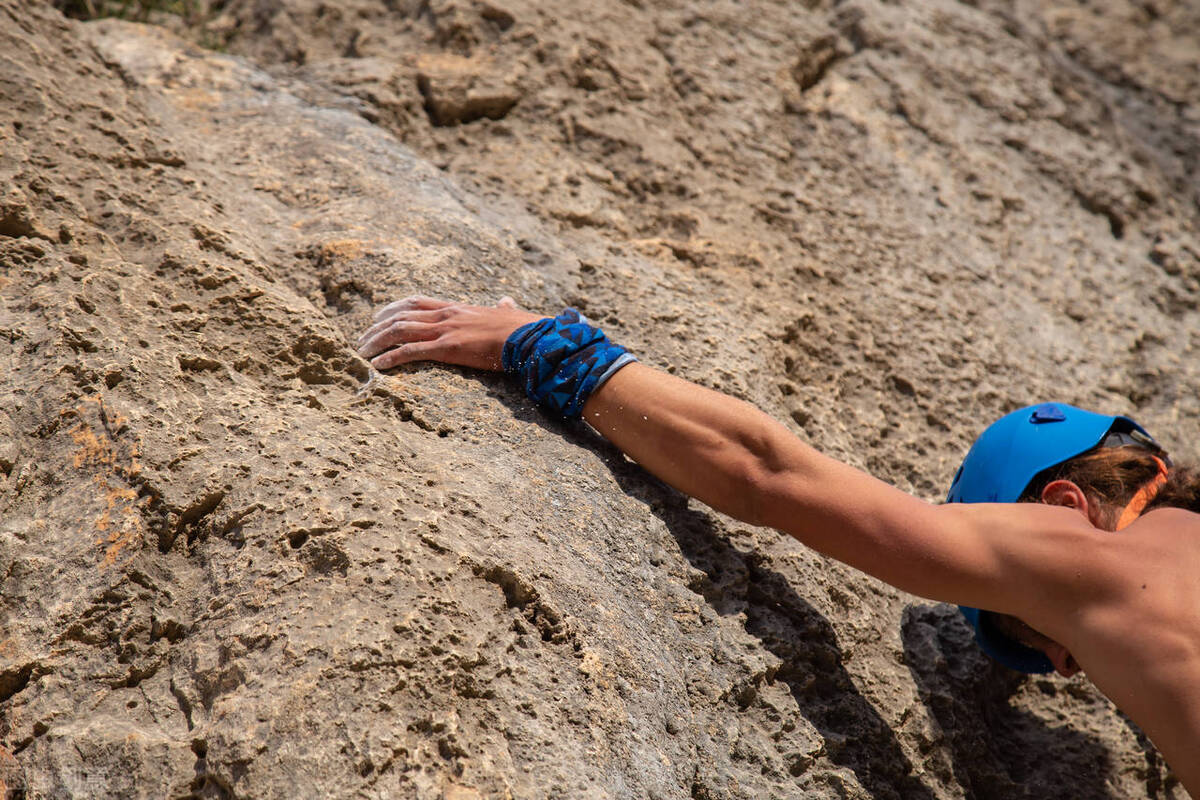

{"left": 693, "top": 409, "right": 804, "bottom": 529}
{"left": 727, "top": 418, "right": 803, "bottom": 529}
{"left": 733, "top": 456, "right": 788, "bottom": 529}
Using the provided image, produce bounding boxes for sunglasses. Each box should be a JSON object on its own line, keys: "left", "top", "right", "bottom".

{"left": 1100, "top": 426, "right": 1173, "bottom": 467}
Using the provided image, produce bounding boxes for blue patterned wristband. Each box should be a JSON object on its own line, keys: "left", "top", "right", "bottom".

{"left": 502, "top": 308, "right": 638, "bottom": 420}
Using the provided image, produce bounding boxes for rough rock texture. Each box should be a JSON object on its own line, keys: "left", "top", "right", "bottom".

{"left": 2, "top": 0, "right": 1199, "bottom": 798}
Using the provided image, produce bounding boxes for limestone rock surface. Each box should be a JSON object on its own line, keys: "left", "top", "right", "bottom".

{"left": 2, "top": 0, "right": 1199, "bottom": 798}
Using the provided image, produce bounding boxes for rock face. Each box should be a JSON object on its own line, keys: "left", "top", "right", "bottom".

{"left": 2, "top": 0, "right": 1198, "bottom": 797}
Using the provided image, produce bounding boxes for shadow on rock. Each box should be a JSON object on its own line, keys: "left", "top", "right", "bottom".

{"left": 902, "top": 603, "right": 1117, "bottom": 800}
{"left": 533, "top": 411, "right": 939, "bottom": 800}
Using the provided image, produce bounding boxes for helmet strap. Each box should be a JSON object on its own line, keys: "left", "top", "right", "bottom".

{"left": 1115, "top": 456, "right": 1169, "bottom": 530}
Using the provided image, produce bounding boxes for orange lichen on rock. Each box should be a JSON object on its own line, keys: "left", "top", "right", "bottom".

{"left": 66, "top": 396, "right": 146, "bottom": 569}
{"left": 96, "top": 482, "right": 143, "bottom": 568}
{"left": 0, "top": 638, "right": 19, "bottom": 660}
{"left": 68, "top": 396, "right": 139, "bottom": 471}
{"left": 319, "top": 239, "right": 366, "bottom": 263}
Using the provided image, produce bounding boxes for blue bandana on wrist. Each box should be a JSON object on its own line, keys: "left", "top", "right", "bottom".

{"left": 502, "top": 308, "right": 637, "bottom": 420}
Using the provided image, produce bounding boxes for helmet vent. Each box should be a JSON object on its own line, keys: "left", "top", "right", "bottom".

{"left": 1030, "top": 403, "right": 1067, "bottom": 424}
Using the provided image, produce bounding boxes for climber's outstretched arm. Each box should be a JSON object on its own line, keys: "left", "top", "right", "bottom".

{"left": 356, "top": 297, "right": 1107, "bottom": 620}
{"left": 580, "top": 361, "right": 1103, "bottom": 613}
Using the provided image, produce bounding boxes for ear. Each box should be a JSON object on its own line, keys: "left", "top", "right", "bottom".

{"left": 1042, "top": 641, "right": 1082, "bottom": 678}
{"left": 1040, "top": 480, "right": 1092, "bottom": 519}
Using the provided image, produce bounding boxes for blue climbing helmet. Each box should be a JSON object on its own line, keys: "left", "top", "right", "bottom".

{"left": 946, "top": 402, "right": 1160, "bottom": 673}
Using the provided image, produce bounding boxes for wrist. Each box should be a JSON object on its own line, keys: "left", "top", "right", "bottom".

{"left": 503, "top": 309, "right": 637, "bottom": 419}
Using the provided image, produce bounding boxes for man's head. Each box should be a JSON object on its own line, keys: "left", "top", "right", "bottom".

{"left": 986, "top": 611, "right": 1081, "bottom": 677}
{"left": 947, "top": 402, "right": 1169, "bottom": 674}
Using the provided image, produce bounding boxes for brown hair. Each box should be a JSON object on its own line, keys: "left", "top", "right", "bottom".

{"left": 1021, "top": 444, "right": 1200, "bottom": 528}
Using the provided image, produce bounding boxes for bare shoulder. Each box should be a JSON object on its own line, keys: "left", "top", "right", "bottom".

{"left": 927, "top": 501, "right": 1118, "bottom": 616}
{"left": 1134, "top": 505, "right": 1200, "bottom": 531}
{"left": 1104, "top": 507, "right": 1200, "bottom": 590}
{"left": 947, "top": 504, "right": 1200, "bottom": 596}
{"left": 1039, "top": 506, "right": 1200, "bottom": 659}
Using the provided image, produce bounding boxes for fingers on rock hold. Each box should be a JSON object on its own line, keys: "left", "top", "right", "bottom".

{"left": 358, "top": 319, "right": 439, "bottom": 356}
{"left": 373, "top": 295, "right": 455, "bottom": 322}
{"left": 372, "top": 340, "right": 440, "bottom": 370}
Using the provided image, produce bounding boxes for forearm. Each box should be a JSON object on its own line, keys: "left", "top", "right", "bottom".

{"left": 582, "top": 363, "right": 797, "bottom": 525}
